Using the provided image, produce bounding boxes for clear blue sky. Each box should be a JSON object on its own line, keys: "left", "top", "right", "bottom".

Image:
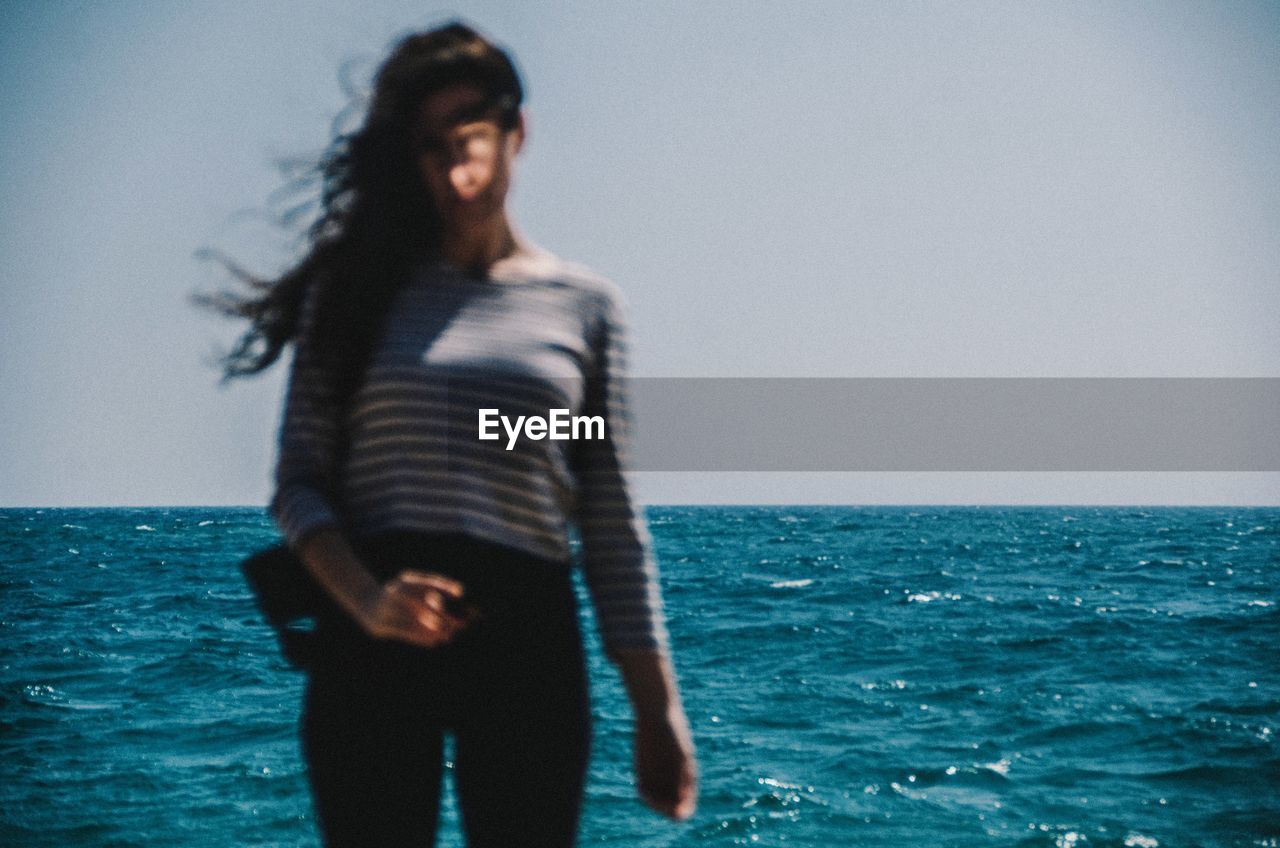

{"left": 2, "top": 0, "right": 1277, "bottom": 506}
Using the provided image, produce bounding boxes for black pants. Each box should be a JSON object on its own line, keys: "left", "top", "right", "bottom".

{"left": 300, "top": 532, "right": 592, "bottom": 847}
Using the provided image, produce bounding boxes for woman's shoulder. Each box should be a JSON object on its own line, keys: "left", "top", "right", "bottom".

{"left": 509, "top": 244, "right": 632, "bottom": 317}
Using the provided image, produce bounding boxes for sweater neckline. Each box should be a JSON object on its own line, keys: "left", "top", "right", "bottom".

{"left": 419, "top": 243, "right": 560, "bottom": 286}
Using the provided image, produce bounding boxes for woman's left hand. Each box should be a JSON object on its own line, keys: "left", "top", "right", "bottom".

{"left": 634, "top": 708, "right": 698, "bottom": 820}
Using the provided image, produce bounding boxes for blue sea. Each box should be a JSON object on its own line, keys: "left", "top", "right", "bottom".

{"left": 1, "top": 506, "right": 1277, "bottom": 847}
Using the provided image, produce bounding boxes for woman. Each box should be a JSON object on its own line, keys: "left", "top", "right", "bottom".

{"left": 213, "top": 22, "right": 697, "bottom": 847}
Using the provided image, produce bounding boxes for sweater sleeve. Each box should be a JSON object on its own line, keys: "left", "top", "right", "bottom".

{"left": 571, "top": 286, "right": 672, "bottom": 659}
{"left": 268, "top": 283, "right": 345, "bottom": 549}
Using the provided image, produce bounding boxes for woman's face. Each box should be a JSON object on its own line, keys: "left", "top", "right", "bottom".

{"left": 412, "top": 82, "right": 524, "bottom": 229}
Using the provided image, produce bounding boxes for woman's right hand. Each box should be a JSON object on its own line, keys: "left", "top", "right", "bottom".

{"left": 356, "top": 570, "right": 481, "bottom": 648}
{"left": 297, "top": 530, "right": 480, "bottom": 649}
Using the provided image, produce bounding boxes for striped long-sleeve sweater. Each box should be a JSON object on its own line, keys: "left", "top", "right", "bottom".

{"left": 269, "top": 245, "right": 670, "bottom": 656}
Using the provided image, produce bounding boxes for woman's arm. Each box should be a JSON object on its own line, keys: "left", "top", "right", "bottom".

{"left": 269, "top": 280, "right": 347, "bottom": 548}
{"left": 571, "top": 283, "right": 698, "bottom": 819}
{"left": 570, "top": 285, "right": 672, "bottom": 657}
{"left": 271, "top": 283, "right": 474, "bottom": 647}
{"left": 614, "top": 647, "right": 698, "bottom": 820}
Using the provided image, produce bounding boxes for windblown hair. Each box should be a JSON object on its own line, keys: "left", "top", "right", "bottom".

{"left": 198, "top": 21, "right": 523, "bottom": 403}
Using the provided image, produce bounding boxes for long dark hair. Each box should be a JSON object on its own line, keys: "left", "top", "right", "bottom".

{"left": 197, "top": 21, "right": 523, "bottom": 403}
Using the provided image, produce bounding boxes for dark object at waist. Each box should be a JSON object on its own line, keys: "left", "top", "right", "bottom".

{"left": 240, "top": 530, "right": 574, "bottom": 670}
